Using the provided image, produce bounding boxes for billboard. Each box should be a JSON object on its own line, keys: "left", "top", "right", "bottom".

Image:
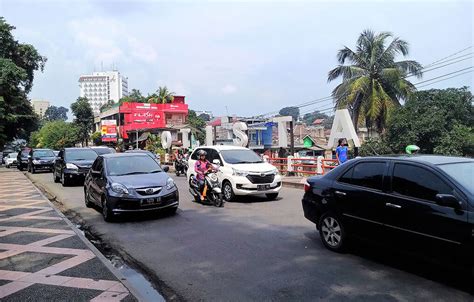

{"left": 101, "top": 120, "right": 117, "bottom": 142}
{"left": 123, "top": 103, "right": 165, "bottom": 129}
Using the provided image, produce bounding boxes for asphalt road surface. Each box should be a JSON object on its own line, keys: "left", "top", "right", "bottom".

{"left": 27, "top": 171, "right": 472, "bottom": 301}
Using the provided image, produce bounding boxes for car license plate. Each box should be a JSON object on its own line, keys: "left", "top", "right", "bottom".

{"left": 141, "top": 197, "right": 161, "bottom": 205}
{"left": 257, "top": 184, "right": 271, "bottom": 191}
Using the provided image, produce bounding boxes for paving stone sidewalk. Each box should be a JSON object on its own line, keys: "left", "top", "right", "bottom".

{"left": 0, "top": 169, "right": 137, "bottom": 301}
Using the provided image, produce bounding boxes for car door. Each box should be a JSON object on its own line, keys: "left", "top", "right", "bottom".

{"left": 89, "top": 157, "right": 105, "bottom": 204}
{"left": 331, "top": 160, "right": 390, "bottom": 238}
{"left": 384, "top": 162, "right": 470, "bottom": 257}
{"left": 55, "top": 150, "right": 64, "bottom": 176}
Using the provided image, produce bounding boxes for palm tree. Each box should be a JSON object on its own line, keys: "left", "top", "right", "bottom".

{"left": 148, "top": 86, "right": 175, "bottom": 104}
{"left": 328, "top": 30, "right": 423, "bottom": 133}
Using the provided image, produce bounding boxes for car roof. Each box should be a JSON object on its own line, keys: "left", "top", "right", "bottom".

{"left": 32, "top": 148, "right": 53, "bottom": 151}
{"left": 90, "top": 146, "right": 110, "bottom": 149}
{"left": 196, "top": 145, "right": 249, "bottom": 151}
{"left": 125, "top": 150, "right": 152, "bottom": 153}
{"left": 64, "top": 147, "right": 93, "bottom": 151}
{"left": 102, "top": 153, "right": 149, "bottom": 158}
{"left": 357, "top": 155, "right": 473, "bottom": 165}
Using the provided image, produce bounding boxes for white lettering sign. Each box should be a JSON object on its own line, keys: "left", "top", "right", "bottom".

{"left": 327, "top": 109, "right": 361, "bottom": 148}
{"left": 161, "top": 131, "right": 172, "bottom": 149}
{"left": 179, "top": 128, "right": 191, "bottom": 149}
{"left": 232, "top": 122, "right": 248, "bottom": 147}
{"left": 272, "top": 116, "right": 292, "bottom": 147}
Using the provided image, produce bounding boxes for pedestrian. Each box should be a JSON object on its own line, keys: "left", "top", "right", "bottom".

{"left": 335, "top": 138, "right": 348, "bottom": 165}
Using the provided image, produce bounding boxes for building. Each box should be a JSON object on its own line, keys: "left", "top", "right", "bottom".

{"left": 97, "top": 96, "right": 189, "bottom": 145}
{"left": 31, "top": 99, "right": 50, "bottom": 117}
{"left": 78, "top": 71, "right": 128, "bottom": 114}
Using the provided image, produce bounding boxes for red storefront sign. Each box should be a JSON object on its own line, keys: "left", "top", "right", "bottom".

{"left": 101, "top": 120, "right": 117, "bottom": 142}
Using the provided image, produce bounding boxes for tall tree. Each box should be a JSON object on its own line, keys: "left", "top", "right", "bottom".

{"left": 148, "top": 86, "right": 175, "bottom": 104}
{"left": 279, "top": 106, "right": 300, "bottom": 121}
{"left": 0, "top": 18, "right": 46, "bottom": 147}
{"left": 129, "top": 89, "right": 146, "bottom": 102}
{"left": 43, "top": 106, "right": 69, "bottom": 121}
{"left": 71, "top": 97, "right": 94, "bottom": 146}
{"left": 30, "top": 121, "right": 80, "bottom": 149}
{"left": 328, "top": 29, "right": 423, "bottom": 132}
{"left": 187, "top": 110, "right": 206, "bottom": 143}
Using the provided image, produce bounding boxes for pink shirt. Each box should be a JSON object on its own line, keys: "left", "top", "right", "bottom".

{"left": 194, "top": 160, "right": 209, "bottom": 180}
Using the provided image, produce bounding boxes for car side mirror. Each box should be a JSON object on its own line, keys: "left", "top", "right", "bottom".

{"left": 28, "top": 155, "right": 31, "bottom": 159}
{"left": 163, "top": 166, "right": 169, "bottom": 173}
{"left": 435, "top": 194, "right": 461, "bottom": 208}
{"left": 212, "top": 159, "right": 221, "bottom": 166}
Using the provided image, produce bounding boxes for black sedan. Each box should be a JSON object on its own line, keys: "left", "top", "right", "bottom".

{"left": 54, "top": 148, "right": 99, "bottom": 186}
{"left": 84, "top": 153, "right": 178, "bottom": 222}
{"left": 28, "top": 148, "right": 56, "bottom": 173}
{"left": 302, "top": 155, "right": 473, "bottom": 265}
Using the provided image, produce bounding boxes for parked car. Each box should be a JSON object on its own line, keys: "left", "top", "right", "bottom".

{"left": 91, "top": 146, "right": 116, "bottom": 155}
{"left": 27, "top": 148, "right": 56, "bottom": 173}
{"left": 4, "top": 153, "right": 18, "bottom": 168}
{"left": 2, "top": 149, "right": 15, "bottom": 165}
{"left": 53, "top": 150, "right": 60, "bottom": 157}
{"left": 302, "top": 155, "right": 473, "bottom": 265}
{"left": 53, "top": 148, "right": 99, "bottom": 186}
{"left": 17, "top": 147, "right": 31, "bottom": 171}
{"left": 84, "top": 153, "right": 179, "bottom": 222}
{"left": 125, "top": 149, "right": 159, "bottom": 160}
{"left": 187, "top": 146, "right": 281, "bottom": 201}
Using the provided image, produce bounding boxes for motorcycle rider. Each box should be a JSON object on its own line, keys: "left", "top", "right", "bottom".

{"left": 194, "top": 150, "right": 212, "bottom": 200}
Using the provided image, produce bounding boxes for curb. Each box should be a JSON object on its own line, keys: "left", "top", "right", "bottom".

{"left": 24, "top": 173, "right": 146, "bottom": 302}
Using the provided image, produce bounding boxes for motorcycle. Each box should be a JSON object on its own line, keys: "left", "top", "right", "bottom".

{"left": 175, "top": 157, "right": 188, "bottom": 176}
{"left": 189, "top": 162, "right": 224, "bottom": 207}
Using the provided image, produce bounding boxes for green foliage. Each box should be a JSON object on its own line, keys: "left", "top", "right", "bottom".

{"left": 0, "top": 18, "right": 46, "bottom": 147}
{"left": 119, "top": 89, "right": 147, "bottom": 104}
{"left": 302, "top": 111, "right": 334, "bottom": 128}
{"left": 100, "top": 99, "right": 116, "bottom": 112}
{"left": 187, "top": 110, "right": 206, "bottom": 143}
{"left": 385, "top": 87, "right": 473, "bottom": 155}
{"left": 91, "top": 132, "right": 104, "bottom": 146}
{"left": 43, "top": 106, "right": 68, "bottom": 121}
{"left": 279, "top": 106, "right": 300, "bottom": 121}
{"left": 71, "top": 97, "right": 94, "bottom": 146}
{"left": 198, "top": 113, "right": 211, "bottom": 121}
{"left": 30, "top": 121, "right": 80, "bottom": 149}
{"left": 359, "top": 137, "right": 394, "bottom": 156}
{"left": 148, "top": 86, "right": 175, "bottom": 104}
{"left": 328, "top": 29, "right": 422, "bottom": 132}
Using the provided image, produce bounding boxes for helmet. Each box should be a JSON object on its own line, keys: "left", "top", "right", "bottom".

{"left": 197, "top": 150, "right": 207, "bottom": 157}
{"left": 405, "top": 145, "right": 420, "bottom": 154}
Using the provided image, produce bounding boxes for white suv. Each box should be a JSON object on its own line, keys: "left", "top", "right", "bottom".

{"left": 187, "top": 146, "right": 282, "bottom": 201}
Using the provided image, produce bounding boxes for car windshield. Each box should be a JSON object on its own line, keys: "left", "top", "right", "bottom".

{"left": 107, "top": 155, "right": 162, "bottom": 176}
{"left": 220, "top": 149, "right": 263, "bottom": 164}
{"left": 8, "top": 153, "right": 17, "bottom": 158}
{"left": 65, "top": 149, "right": 98, "bottom": 161}
{"left": 438, "top": 162, "right": 474, "bottom": 195}
{"left": 93, "top": 148, "right": 115, "bottom": 155}
{"left": 33, "top": 150, "right": 55, "bottom": 158}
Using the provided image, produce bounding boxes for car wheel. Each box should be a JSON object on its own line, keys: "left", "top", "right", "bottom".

{"left": 102, "top": 197, "right": 115, "bottom": 222}
{"left": 266, "top": 193, "right": 278, "bottom": 200}
{"left": 53, "top": 170, "right": 60, "bottom": 183}
{"left": 61, "top": 172, "right": 70, "bottom": 187}
{"left": 222, "top": 181, "right": 235, "bottom": 202}
{"left": 6, "top": 164, "right": 9, "bottom": 168}
{"left": 84, "top": 189, "right": 93, "bottom": 208}
{"left": 318, "top": 212, "right": 347, "bottom": 252}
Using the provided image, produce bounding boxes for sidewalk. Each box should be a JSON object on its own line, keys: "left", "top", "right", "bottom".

{"left": 281, "top": 176, "right": 307, "bottom": 189}
{"left": 0, "top": 168, "right": 137, "bottom": 301}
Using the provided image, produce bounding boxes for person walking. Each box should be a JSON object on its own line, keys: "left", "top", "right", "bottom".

{"left": 335, "top": 138, "right": 348, "bottom": 165}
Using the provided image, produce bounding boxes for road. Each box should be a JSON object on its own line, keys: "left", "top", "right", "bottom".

{"left": 27, "top": 171, "right": 472, "bottom": 301}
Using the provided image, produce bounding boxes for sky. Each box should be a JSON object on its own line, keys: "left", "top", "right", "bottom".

{"left": 1, "top": 0, "right": 473, "bottom": 118}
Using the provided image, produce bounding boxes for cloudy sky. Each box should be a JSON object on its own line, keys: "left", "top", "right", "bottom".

{"left": 1, "top": 0, "right": 473, "bottom": 117}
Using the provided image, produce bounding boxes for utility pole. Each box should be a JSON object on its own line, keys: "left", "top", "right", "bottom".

{"left": 136, "top": 129, "right": 139, "bottom": 150}
{"left": 289, "top": 120, "right": 295, "bottom": 156}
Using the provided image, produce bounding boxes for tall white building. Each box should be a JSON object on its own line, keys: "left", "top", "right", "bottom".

{"left": 31, "top": 99, "right": 50, "bottom": 117}
{"left": 78, "top": 71, "right": 128, "bottom": 114}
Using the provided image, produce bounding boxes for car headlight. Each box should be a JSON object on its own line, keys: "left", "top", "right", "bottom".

{"left": 111, "top": 183, "right": 129, "bottom": 194}
{"left": 66, "top": 163, "right": 78, "bottom": 170}
{"left": 232, "top": 168, "right": 249, "bottom": 177}
{"left": 166, "top": 178, "right": 175, "bottom": 190}
{"left": 32, "top": 160, "right": 40, "bottom": 164}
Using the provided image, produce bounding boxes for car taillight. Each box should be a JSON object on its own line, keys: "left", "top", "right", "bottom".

{"left": 304, "top": 182, "right": 311, "bottom": 192}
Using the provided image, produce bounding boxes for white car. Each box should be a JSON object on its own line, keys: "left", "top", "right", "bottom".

{"left": 187, "top": 146, "right": 282, "bottom": 201}
{"left": 4, "top": 153, "right": 18, "bottom": 168}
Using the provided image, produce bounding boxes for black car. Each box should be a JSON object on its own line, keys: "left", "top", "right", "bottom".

{"left": 84, "top": 153, "right": 177, "bottom": 222}
{"left": 91, "top": 146, "right": 116, "bottom": 155}
{"left": 53, "top": 148, "right": 99, "bottom": 186}
{"left": 17, "top": 147, "right": 31, "bottom": 171}
{"left": 28, "top": 148, "right": 56, "bottom": 173}
{"left": 302, "top": 155, "right": 473, "bottom": 263}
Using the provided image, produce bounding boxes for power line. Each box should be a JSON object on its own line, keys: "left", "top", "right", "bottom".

{"left": 415, "top": 70, "right": 473, "bottom": 88}
{"left": 413, "top": 66, "right": 473, "bottom": 85}
{"left": 257, "top": 46, "right": 473, "bottom": 118}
